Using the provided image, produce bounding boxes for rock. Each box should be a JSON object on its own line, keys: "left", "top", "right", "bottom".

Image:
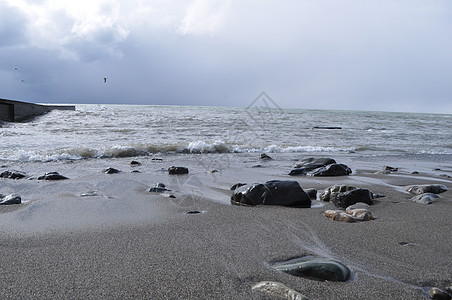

{"left": 346, "top": 208, "right": 374, "bottom": 221}
{"left": 231, "top": 180, "right": 311, "bottom": 208}
{"left": 151, "top": 158, "right": 163, "bottom": 161}
{"left": 130, "top": 160, "right": 141, "bottom": 166}
{"left": 374, "top": 170, "right": 391, "bottom": 175}
{"left": 149, "top": 183, "right": 170, "bottom": 193}
{"left": 411, "top": 171, "right": 420, "bottom": 174}
{"left": 312, "top": 126, "right": 342, "bottom": 129}
{"left": 186, "top": 210, "right": 203, "bottom": 214}
{"left": 320, "top": 185, "right": 357, "bottom": 202}
{"left": 272, "top": 256, "right": 351, "bottom": 282}
{"left": 307, "top": 163, "right": 352, "bottom": 177}
{"left": 290, "top": 157, "right": 336, "bottom": 176}
{"left": 346, "top": 202, "right": 370, "bottom": 210}
{"left": 103, "top": 167, "right": 121, "bottom": 174}
{"left": 304, "top": 188, "right": 317, "bottom": 200}
{"left": 404, "top": 184, "right": 447, "bottom": 195}
{"left": 429, "top": 287, "right": 451, "bottom": 300}
{"left": 0, "top": 194, "right": 21, "bottom": 205}
{"left": 38, "top": 172, "right": 68, "bottom": 180}
{"left": 260, "top": 153, "right": 273, "bottom": 160}
{"left": 324, "top": 210, "right": 357, "bottom": 223}
{"left": 168, "top": 166, "right": 189, "bottom": 175}
{"left": 230, "top": 183, "right": 247, "bottom": 190}
{"left": 383, "top": 165, "right": 398, "bottom": 172}
{"left": 0, "top": 170, "right": 26, "bottom": 179}
{"left": 410, "top": 193, "right": 440, "bottom": 204}
{"left": 332, "top": 188, "right": 373, "bottom": 208}
{"left": 373, "top": 193, "right": 386, "bottom": 198}
{"left": 251, "top": 281, "right": 309, "bottom": 300}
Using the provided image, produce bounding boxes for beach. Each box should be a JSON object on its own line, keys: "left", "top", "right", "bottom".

{"left": 1, "top": 152, "right": 451, "bottom": 299}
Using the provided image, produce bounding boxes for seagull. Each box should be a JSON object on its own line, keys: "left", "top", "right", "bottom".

{"left": 13, "top": 67, "right": 19, "bottom": 70}
{"left": 20, "top": 80, "right": 25, "bottom": 83}
{"left": 104, "top": 77, "right": 107, "bottom": 83}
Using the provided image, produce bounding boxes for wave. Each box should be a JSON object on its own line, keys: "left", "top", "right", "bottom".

{"left": 3, "top": 141, "right": 357, "bottom": 162}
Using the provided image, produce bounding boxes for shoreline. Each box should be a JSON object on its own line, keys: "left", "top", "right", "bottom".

{"left": 0, "top": 153, "right": 451, "bottom": 299}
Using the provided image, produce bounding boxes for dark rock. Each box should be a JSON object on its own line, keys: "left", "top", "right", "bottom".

{"left": 231, "top": 180, "right": 311, "bottom": 208}
{"left": 131, "top": 170, "right": 141, "bottom": 173}
{"left": 252, "top": 165, "right": 264, "bottom": 168}
{"left": 332, "top": 188, "right": 373, "bottom": 208}
{"left": 0, "top": 170, "right": 26, "bottom": 179}
{"left": 149, "top": 183, "right": 170, "bottom": 193}
{"left": 0, "top": 194, "right": 21, "bottom": 205}
{"left": 411, "top": 171, "right": 420, "bottom": 174}
{"left": 410, "top": 193, "right": 439, "bottom": 204}
{"left": 272, "top": 256, "right": 351, "bottom": 282}
{"left": 291, "top": 157, "right": 336, "bottom": 174}
{"left": 130, "top": 160, "right": 141, "bottom": 166}
{"left": 186, "top": 210, "right": 203, "bottom": 214}
{"left": 383, "top": 165, "right": 398, "bottom": 172}
{"left": 312, "top": 126, "right": 342, "bottom": 130}
{"left": 151, "top": 158, "right": 163, "bottom": 161}
{"left": 103, "top": 167, "right": 121, "bottom": 174}
{"left": 307, "top": 164, "right": 352, "bottom": 177}
{"left": 230, "top": 183, "right": 247, "bottom": 190}
{"left": 260, "top": 153, "right": 273, "bottom": 160}
{"left": 38, "top": 172, "right": 68, "bottom": 180}
{"left": 429, "top": 287, "right": 451, "bottom": 300}
{"left": 404, "top": 184, "right": 448, "bottom": 195}
{"left": 304, "top": 188, "right": 317, "bottom": 200}
{"left": 168, "top": 166, "right": 189, "bottom": 175}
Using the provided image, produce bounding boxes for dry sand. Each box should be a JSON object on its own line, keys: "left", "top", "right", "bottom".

{"left": 0, "top": 154, "right": 451, "bottom": 299}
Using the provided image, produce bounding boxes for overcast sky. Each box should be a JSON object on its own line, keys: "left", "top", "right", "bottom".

{"left": 1, "top": 0, "right": 451, "bottom": 113}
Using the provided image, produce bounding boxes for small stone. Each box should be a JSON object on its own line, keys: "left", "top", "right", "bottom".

{"left": 186, "top": 210, "right": 203, "bottom": 214}
{"left": 38, "top": 172, "right": 68, "bottom": 180}
{"left": 260, "top": 153, "right": 273, "bottom": 160}
{"left": 307, "top": 163, "right": 352, "bottom": 177}
{"left": 383, "top": 165, "right": 398, "bottom": 172}
{"left": 131, "top": 170, "right": 141, "bottom": 173}
{"left": 411, "top": 171, "right": 420, "bottom": 174}
{"left": 103, "top": 168, "right": 121, "bottom": 174}
{"left": 251, "top": 281, "right": 309, "bottom": 300}
{"left": 324, "top": 210, "right": 357, "bottom": 223}
{"left": 0, "top": 170, "right": 26, "bottom": 179}
{"left": 149, "top": 183, "right": 170, "bottom": 193}
{"left": 429, "top": 287, "right": 451, "bottom": 300}
{"left": 410, "top": 193, "right": 440, "bottom": 204}
{"left": 0, "top": 194, "right": 21, "bottom": 205}
{"left": 230, "top": 183, "right": 247, "bottom": 190}
{"left": 130, "top": 160, "right": 141, "bottom": 166}
{"left": 168, "top": 166, "right": 189, "bottom": 175}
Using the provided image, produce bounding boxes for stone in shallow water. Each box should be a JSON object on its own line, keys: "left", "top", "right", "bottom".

{"left": 0, "top": 170, "right": 26, "bottom": 179}
{"left": 103, "top": 167, "right": 121, "bottom": 174}
{"left": 38, "top": 172, "right": 68, "bottom": 180}
{"left": 307, "top": 163, "right": 352, "bottom": 177}
{"left": 429, "top": 287, "right": 451, "bottom": 300}
{"left": 0, "top": 194, "right": 21, "bottom": 205}
{"left": 272, "top": 256, "right": 351, "bottom": 282}
{"left": 168, "top": 166, "right": 189, "bottom": 175}
{"left": 410, "top": 193, "right": 440, "bottom": 204}
{"left": 252, "top": 281, "right": 309, "bottom": 300}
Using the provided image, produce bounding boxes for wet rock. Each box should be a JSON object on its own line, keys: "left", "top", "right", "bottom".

{"left": 131, "top": 170, "right": 141, "bottom": 173}
{"left": 410, "top": 193, "right": 440, "bottom": 204}
{"left": 383, "top": 165, "right": 398, "bottom": 172}
{"left": 0, "top": 170, "right": 26, "bottom": 179}
{"left": 168, "top": 166, "right": 189, "bottom": 175}
{"left": 304, "top": 188, "right": 317, "bottom": 200}
{"left": 272, "top": 256, "right": 351, "bottom": 282}
{"left": 103, "top": 167, "right": 121, "bottom": 174}
{"left": 186, "top": 210, "right": 203, "bottom": 214}
{"left": 290, "top": 157, "right": 336, "bottom": 176}
{"left": 307, "top": 163, "right": 352, "bottom": 177}
{"left": 231, "top": 180, "right": 311, "bottom": 208}
{"left": 429, "top": 287, "right": 451, "bottom": 300}
{"left": 38, "top": 172, "right": 68, "bottom": 180}
{"left": 0, "top": 194, "right": 21, "bottom": 205}
{"left": 412, "top": 171, "right": 420, "bottom": 174}
{"left": 404, "top": 184, "right": 447, "bottom": 195}
{"left": 130, "top": 160, "right": 141, "bottom": 166}
{"left": 320, "top": 185, "right": 373, "bottom": 208}
{"left": 373, "top": 193, "right": 386, "bottom": 198}
{"left": 230, "top": 183, "right": 247, "bottom": 190}
{"left": 252, "top": 281, "right": 309, "bottom": 300}
{"left": 149, "top": 183, "right": 170, "bottom": 193}
{"left": 260, "top": 153, "right": 273, "bottom": 160}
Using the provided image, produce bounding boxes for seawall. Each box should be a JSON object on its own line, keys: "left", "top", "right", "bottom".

{"left": 0, "top": 98, "right": 75, "bottom": 122}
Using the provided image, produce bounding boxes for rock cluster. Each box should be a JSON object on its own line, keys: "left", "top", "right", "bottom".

{"left": 404, "top": 184, "right": 448, "bottom": 204}
{"left": 320, "top": 185, "right": 373, "bottom": 208}
{"left": 324, "top": 203, "right": 374, "bottom": 223}
{"left": 289, "top": 157, "right": 351, "bottom": 177}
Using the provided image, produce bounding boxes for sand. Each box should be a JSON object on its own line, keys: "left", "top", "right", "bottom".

{"left": 0, "top": 153, "right": 451, "bottom": 299}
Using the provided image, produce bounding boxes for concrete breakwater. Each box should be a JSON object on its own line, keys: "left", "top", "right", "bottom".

{"left": 0, "top": 98, "right": 75, "bottom": 122}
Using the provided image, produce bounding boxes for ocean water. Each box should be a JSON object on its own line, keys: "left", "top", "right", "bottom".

{"left": 0, "top": 104, "right": 451, "bottom": 163}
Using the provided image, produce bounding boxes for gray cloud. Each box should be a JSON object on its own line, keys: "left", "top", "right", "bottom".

{"left": 0, "top": 0, "right": 451, "bottom": 113}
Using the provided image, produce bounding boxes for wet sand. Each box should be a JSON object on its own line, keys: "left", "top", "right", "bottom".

{"left": 0, "top": 154, "right": 451, "bottom": 299}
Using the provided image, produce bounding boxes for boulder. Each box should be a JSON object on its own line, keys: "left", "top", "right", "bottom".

{"left": 38, "top": 172, "right": 68, "bottom": 180}
{"left": 307, "top": 163, "right": 352, "bottom": 177}
{"left": 0, "top": 194, "right": 21, "bottom": 205}
{"left": 324, "top": 208, "right": 374, "bottom": 222}
{"left": 0, "top": 170, "right": 26, "bottom": 179}
{"left": 168, "top": 166, "right": 189, "bottom": 175}
{"left": 231, "top": 180, "right": 311, "bottom": 208}
{"left": 320, "top": 185, "right": 357, "bottom": 202}
{"left": 304, "top": 188, "right": 317, "bottom": 200}
{"left": 404, "top": 184, "right": 447, "bottom": 195}
{"left": 290, "top": 157, "right": 336, "bottom": 176}
{"left": 260, "top": 153, "right": 273, "bottom": 160}
{"left": 333, "top": 188, "right": 373, "bottom": 208}
{"left": 149, "top": 183, "right": 170, "bottom": 193}
{"left": 130, "top": 160, "right": 141, "bottom": 166}
{"left": 410, "top": 193, "right": 440, "bottom": 204}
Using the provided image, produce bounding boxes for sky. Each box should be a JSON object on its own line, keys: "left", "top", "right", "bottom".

{"left": 0, "top": 0, "right": 451, "bottom": 113}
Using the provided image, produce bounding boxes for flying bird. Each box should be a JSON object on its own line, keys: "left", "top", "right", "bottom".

{"left": 13, "top": 67, "right": 19, "bottom": 70}
{"left": 104, "top": 77, "right": 107, "bottom": 83}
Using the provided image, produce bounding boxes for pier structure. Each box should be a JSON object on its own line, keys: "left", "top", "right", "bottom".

{"left": 0, "top": 98, "right": 75, "bottom": 122}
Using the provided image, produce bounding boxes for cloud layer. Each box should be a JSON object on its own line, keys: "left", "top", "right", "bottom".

{"left": 1, "top": 0, "right": 451, "bottom": 113}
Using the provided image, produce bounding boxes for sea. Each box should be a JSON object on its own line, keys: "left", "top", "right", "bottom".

{"left": 1, "top": 104, "right": 451, "bottom": 164}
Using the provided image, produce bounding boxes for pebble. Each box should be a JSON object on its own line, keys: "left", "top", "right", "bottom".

{"left": 252, "top": 281, "right": 309, "bottom": 300}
